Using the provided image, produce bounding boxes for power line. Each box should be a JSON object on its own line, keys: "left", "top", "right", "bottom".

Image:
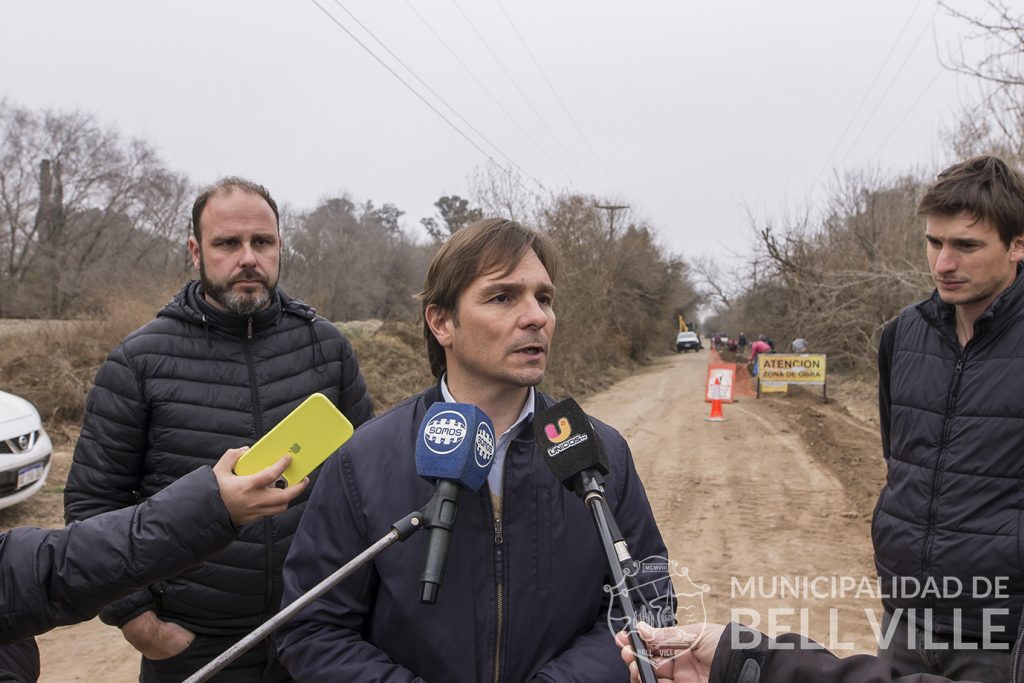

{"left": 495, "top": 0, "right": 623, "bottom": 195}
{"left": 810, "top": 0, "right": 927, "bottom": 190}
{"left": 307, "top": 0, "right": 544, "bottom": 191}
{"left": 404, "top": 0, "right": 575, "bottom": 186}
{"left": 327, "top": 0, "right": 543, "bottom": 189}
{"left": 450, "top": 0, "right": 597, "bottom": 188}
{"left": 834, "top": 6, "right": 940, "bottom": 171}
{"left": 868, "top": 68, "right": 944, "bottom": 160}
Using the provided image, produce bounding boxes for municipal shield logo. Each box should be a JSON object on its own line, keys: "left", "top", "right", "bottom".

{"left": 605, "top": 556, "right": 711, "bottom": 667}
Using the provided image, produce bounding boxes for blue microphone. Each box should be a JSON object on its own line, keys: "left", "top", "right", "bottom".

{"left": 415, "top": 402, "right": 495, "bottom": 604}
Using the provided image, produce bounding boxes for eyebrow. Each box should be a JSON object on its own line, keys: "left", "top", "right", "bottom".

{"left": 925, "top": 233, "right": 985, "bottom": 247}
{"left": 478, "top": 281, "right": 556, "bottom": 297}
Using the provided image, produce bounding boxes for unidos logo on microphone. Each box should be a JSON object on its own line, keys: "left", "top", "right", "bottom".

{"left": 543, "top": 415, "right": 588, "bottom": 456}
{"left": 423, "top": 410, "right": 468, "bottom": 455}
{"left": 544, "top": 417, "right": 572, "bottom": 443}
{"left": 474, "top": 421, "right": 495, "bottom": 468}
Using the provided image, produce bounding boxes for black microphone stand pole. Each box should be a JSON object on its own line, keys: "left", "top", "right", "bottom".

{"left": 576, "top": 471, "right": 659, "bottom": 683}
{"left": 183, "top": 511, "right": 425, "bottom": 683}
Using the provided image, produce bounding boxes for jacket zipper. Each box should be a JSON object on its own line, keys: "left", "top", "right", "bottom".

{"left": 493, "top": 515, "right": 504, "bottom": 683}
{"left": 492, "top": 437, "right": 516, "bottom": 683}
{"left": 921, "top": 350, "right": 965, "bottom": 577}
{"left": 242, "top": 320, "right": 273, "bottom": 620}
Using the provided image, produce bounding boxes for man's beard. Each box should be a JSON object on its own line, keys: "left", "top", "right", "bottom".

{"left": 200, "top": 261, "right": 276, "bottom": 316}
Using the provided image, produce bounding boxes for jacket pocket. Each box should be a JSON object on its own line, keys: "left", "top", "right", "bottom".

{"left": 536, "top": 487, "right": 551, "bottom": 590}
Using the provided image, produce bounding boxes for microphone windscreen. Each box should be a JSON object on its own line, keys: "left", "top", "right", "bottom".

{"left": 415, "top": 402, "right": 495, "bottom": 492}
{"left": 533, "top": 398, "right": 609, "bottom": 486}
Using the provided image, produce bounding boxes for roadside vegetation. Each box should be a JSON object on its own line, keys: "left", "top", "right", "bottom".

{"left": 0, "top": 137, "right": 698, "bottom": 427}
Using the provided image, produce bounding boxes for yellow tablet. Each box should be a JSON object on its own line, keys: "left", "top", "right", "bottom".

{"left": 233, "top": 393, "right": 354, "bottom": 487}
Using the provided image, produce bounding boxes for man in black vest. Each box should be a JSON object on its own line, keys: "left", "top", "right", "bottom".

{"left": 873, "top": 156, "right": 1024, "bottom": 682}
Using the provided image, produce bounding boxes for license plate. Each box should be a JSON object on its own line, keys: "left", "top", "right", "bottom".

{"left": 17, "top": 463, "right": 44, "bottom": 489}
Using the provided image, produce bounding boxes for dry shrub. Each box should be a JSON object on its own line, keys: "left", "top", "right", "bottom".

{"left": 341, "top": 320, "right": 434, "bottom": 413}
{"left": 719, "top": 172, "right": 932, "bottom": 372}
{"left": 0, "top": 279, "right": 183, "bottom": 429}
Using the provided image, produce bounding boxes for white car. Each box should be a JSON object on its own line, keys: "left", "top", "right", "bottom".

{"left": 0, "top": 390, "right": 52, "bottom": 510}
{"left": 675, "top": 331, "right": 702, "bottom": 352}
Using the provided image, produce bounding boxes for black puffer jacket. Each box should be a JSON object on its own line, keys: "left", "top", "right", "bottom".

{"left": 63, "top": 281, "right": 373, "bottom": 634}
{"left": 874, "top": 267, "right": 1024, "bottom": 641}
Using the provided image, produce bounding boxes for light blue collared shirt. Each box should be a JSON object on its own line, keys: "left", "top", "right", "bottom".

{"left": 440, "top": 375, "right": 535, "bottom": 496}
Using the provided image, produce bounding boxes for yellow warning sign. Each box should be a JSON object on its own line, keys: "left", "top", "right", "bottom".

{"left": 757, "top": 354, "right": 827, "bottom": 384}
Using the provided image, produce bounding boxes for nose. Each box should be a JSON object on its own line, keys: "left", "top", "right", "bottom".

{"left": 519, "top": 297, "right": 549, "bottom": 329}
{"left": 934, "top": 246, "right": 957, "bottom": 275}
{"left": 239, "top": 241, "right": 258, "bottom": 267}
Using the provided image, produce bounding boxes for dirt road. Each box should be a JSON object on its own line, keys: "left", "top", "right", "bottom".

{"left": 23, "top": 350, "right": 885, "bottom": 679}
{"left": 584, "top": 350, "right": 886, "bottom": 653}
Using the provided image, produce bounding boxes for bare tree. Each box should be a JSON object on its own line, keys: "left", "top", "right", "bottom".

{"left": 715, "top": 170, "right": 933, "bottom": 370}
{"left": 0, "top": 100, "right": 191, "bottom": 316}
{"left": 468, "top": 160, "right": 541, "bottom": 223}
{"left": 940, "top": 1, "right": 1024, "bottom": 161}
{"left": 285, "top": 195, "right": 428, "bottom": 321}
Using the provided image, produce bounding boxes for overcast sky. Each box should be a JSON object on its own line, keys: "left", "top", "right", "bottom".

{"left": 0, "top": 1, "right": 988, "bottom": 261}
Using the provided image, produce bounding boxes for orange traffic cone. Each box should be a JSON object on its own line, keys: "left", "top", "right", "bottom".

{"left": 705, "top": 398, "right": 726, "bottom": 422}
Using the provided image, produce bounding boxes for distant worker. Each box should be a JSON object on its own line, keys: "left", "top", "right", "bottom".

{"left": 873, "top": 156, "right": 1024, "bottom": 680}
{"left": 737, "top": 332, "right": 748, "bottom": 355}
{"left": 749, "top": 337, "right": 771, "bottom": 375}
{"left": 791, "top": 337, "right": 808, "bottom": 353}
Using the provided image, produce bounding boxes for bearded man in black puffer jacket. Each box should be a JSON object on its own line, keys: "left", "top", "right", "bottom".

{"left": 64, "top": 177, "right": 373, "bottom": 683}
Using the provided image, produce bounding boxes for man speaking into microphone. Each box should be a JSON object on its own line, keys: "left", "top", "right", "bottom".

{"left": 276, "top": 218, "right": 671, "bottom": 681}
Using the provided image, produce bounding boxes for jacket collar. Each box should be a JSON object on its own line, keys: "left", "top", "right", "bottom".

{"left": 158, "top": 280, "right": 313, "bottom": 337}
{"left": 418, "top": 381, "right": 553, "bottom": 443}
{"left": 919, "top": 262, "right": 1024, "bottom": 339}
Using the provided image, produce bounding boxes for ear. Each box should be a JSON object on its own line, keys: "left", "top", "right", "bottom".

{"left": 188, "top": 235, "right": 201, "bottom": 271}
{"left": 424, "top": 304, "right": 454, "bottom": 349}
{"left": 1010, "top": 235, "right": 1024, "bottom": 264}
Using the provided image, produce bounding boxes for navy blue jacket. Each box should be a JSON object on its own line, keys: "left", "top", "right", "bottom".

{"left": 0, "top": 467, "right": 237, "bottom": 681}
{"left": 276, "top": 386, "right": 671, "bottom": 682}
{"left": 64, "top": 281, "right": 373, "bottom": 633}
{"left": 874, "top": 267, "right": 1024, "bottom": 641}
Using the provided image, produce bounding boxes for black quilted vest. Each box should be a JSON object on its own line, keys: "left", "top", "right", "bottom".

{"left": 873, "top": 271, "right": 1024, "bottom": 641}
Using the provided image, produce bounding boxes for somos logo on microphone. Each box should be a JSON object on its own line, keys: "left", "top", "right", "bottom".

{"left": 423, "top": 411, "right": 468, "bottom": 455}
{"left": 475, "top": 422, "right": 495, "bottom": 468}
{"left": 543, "top": 416, "right": 588, "bottom": 456}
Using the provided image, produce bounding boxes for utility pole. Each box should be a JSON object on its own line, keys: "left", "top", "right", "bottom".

{"left": 595, "top": 203, "right": 629, "bottom": 238}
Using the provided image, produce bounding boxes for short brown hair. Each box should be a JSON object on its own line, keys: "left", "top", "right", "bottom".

{"left": 419, "top": 218, "right": 560, "bottom": 378}
{"left": 191, "top": 177, "right": 279, "bottom": 240}
{"left": 919, "top": 156, "right": 1024, "bottom": 247}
